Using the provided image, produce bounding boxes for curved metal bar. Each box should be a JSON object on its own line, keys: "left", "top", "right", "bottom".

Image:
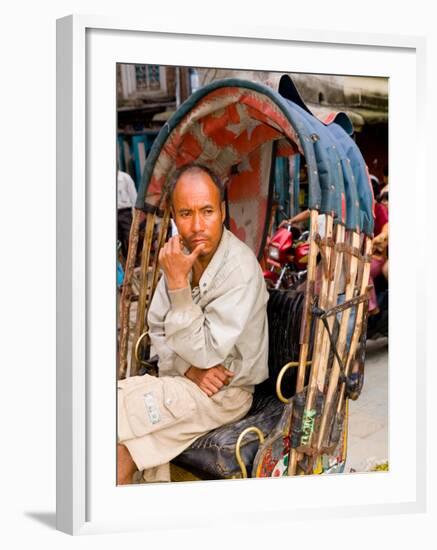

{"left": 134, "top": 330, "right": 149, "bottom": 366}
{"left": 276, "top": 361, "right": 311, "bottom": 404}
{"left": 235, "top": 427, "right": 265, "bottom": 478}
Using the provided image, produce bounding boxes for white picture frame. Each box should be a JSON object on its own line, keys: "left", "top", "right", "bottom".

{"left": 56, "top": 14, "right": 427, "bottom": 535}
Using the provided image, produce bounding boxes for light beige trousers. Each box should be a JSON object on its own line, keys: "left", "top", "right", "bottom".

{"left": 118, "top": 374, "right": 253, "bottom": 482}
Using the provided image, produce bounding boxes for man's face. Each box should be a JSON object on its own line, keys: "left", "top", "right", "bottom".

{"left": 171, "top": 170, "right": 225, "bottom": 262}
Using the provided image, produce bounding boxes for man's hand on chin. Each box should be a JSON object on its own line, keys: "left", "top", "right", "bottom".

{"left": 184, "top": 365, "right": 235, "bottom": 397}
{"left": 159, "top": 235, "right": 205, "bottom": 290}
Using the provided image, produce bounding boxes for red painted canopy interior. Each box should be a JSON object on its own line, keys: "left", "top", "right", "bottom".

{"left": 143, "top": 86, "right": 303, "bottom": 256}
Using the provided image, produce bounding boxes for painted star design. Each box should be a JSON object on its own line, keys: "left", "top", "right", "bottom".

{"left": 226, "top": 105, "right": 262, "bottom": 139}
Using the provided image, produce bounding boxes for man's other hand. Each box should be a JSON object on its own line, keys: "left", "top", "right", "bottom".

{"left": 184, "top": 365, "right": 235, "bottom": 396}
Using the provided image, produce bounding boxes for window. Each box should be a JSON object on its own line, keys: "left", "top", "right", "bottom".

{"left": 118, "top": 64, "right": 168, "bottom": 100}
{"left": 135, "top": 64, "right": 161, "bottom": 91}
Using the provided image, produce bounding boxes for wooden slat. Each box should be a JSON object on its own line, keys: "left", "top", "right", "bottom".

{"left": 118, "top": 208, "right": 142, "bottom": 379}
{"left": 130, "top": 211, "right": 156, "bottom": 376}
{"left": 316, "top": 230, "right": 360, "bottom": 452}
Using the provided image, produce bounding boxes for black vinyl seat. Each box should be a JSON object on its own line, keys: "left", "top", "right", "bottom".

{"left": 173, "top": 289, "right": 306, "bottom": 479}
{"left": 173, "top": 390, "right": 284, "bottom": 478}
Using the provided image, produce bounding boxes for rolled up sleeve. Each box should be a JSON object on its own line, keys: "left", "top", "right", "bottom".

{"left": 147, "top": 278, "right": 191, "bottom": 376}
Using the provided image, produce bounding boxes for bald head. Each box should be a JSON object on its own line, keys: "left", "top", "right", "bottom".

{"left": 168, "top": 164, "right": 224, "bottom": 206}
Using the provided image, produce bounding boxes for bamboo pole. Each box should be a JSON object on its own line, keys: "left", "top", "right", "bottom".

{"left": 316, "top": 230, "right": 360, "bottom": 452}
{"left": 299, "top": 222, "right": 346, "bottom": 456}
{"left": 147, "top": 208, "right": 171, "bottom": 319}
{"left": 334, "top": 236, "right": 372, "bottom": 418}
{"left": 130, "top": 211, "right": 156, "bottom": 376}
{"left": 118, "top": 208, "right": 142, "bottom": 379}
{"left": 294, "top": 219, "right": 346, "bottom": 460}
{"left": 294, "top": 213, "right": 334, "bottom": 461}
{"left": 288, "top": 209, "right": 322, "bottom": 476}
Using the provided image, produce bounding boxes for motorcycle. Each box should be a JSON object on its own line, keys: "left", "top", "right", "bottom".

{"left": 263, "top": 206, "right": 310, "bottom": 290}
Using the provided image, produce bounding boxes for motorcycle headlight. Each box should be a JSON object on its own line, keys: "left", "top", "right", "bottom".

{"left": 268, "top": 245, "right": 280, "bottom": 260}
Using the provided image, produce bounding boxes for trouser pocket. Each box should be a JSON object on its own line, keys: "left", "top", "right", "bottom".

{"left": 118, "top": 375, "right": 196, "bottom": 440}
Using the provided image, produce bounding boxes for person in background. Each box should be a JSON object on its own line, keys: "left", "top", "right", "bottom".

{"left": 380, "top": 165, "right": 389, "bottom": 197}
{"left": 117, "top": 169, "right": 138, "bottom": 259}
{"left": 279, "top": 208, "right": 326, "bottom": 236}
{"left": 369, "top": 174, "right": 389, "bottom": 313}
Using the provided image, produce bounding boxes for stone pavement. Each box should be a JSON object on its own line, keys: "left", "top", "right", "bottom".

{"left": 345, "top": 337, "right": 389, "bottom": 472}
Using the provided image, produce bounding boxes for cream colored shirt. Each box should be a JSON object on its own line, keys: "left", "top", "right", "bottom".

{"left": 147, "top": 228, "right": 269, "bottom": 393}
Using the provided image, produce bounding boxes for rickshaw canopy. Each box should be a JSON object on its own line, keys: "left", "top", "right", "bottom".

{"left": 136, "top": 77, "right": 374, "bottom": 258}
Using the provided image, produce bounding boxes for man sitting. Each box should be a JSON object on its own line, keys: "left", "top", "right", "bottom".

{"left": 117, "top": 164, "right": 269, "bottom": 483}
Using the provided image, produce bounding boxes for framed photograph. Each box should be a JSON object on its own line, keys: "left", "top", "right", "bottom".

{"left": 56, "top": 15, "right": 426, "bottom": 535}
